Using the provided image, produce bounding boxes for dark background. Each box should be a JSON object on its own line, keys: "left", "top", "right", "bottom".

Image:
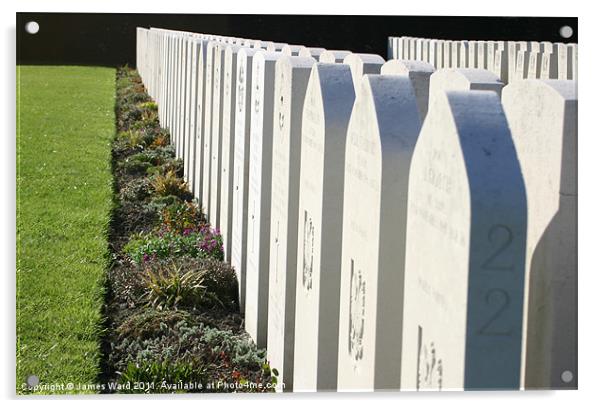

{"left": 16, "top": 13, "right": 577, "bottom": 67}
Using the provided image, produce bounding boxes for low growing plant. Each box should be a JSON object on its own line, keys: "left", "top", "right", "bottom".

{"left": 143, "top": 263, "right": 207, "bottom": 309}
{"left": 160, "top": 201, "right": 205, "bottom": 234}
{"left": 118, "top": 360, "right": 207, "bottom": 393}
{"left": 151, "top": 170, "right": 192, "bottom": 200}
{"left": 123, "top": 225, "right": 223, "bottom": 264}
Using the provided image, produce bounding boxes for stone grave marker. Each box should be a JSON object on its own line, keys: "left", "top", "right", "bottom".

{"left": 459, "top": 41, "right": 469, "bottom": 68}
{"left": 567, "top": 44, "right": 577, "bottom": 80}
{"left": 231, "top": 47, "right": 260, "bottom": 310}
{"left": 502, "top": 80, "right": 577, "bottom": 390}
{"left": 299, "top": 47, "right": 326, "bottom": 61}
{"left": 293, "top": 63, "right": 355, "bottom": 391}
{"left": 468, "top": 41, "right": 477, "bottom": 68}
{"left": 381, "top": 59, "right": 435, "bottom": 122}
{"left": 210, "top": 43, "right": 225, "bottom": 229}
{"left": 557, "top": 43, "right": 568, "bottom": 80}
{"left": 429, "top": 69, "right": 504, "bottom": 102}
{"left": 343, "top": 53, "right": 386, "bottom": 92}
{"left": 282, "top": 44, "right": 307, "bottom": 56}
{"left": 245, "top": 50, "right": 281, "bottom": 348}
{"left": 185, "top": 38, "right": 200, "bottom": 192}
{"left": 477, "top": 40, "right": 486, "bottom": 69}
{"left": 493, "top": 48, "right": 509, "bottom": 83}
{"left": 202, "top": 41, "right": 216, "bottom": 212}
{"left": 193, "top": 39, "right": 209, "bottom": 201}
{"left": 337, "top": 74, "right": 422, "bottom": 391}
{"left": 400, "top": 87, "right": 527, "bottom": 390}
{"left": 220, "top": 44, "right": 242, "bottom": 263}
{"left": 267, "top": 55, "right": 316, "bottom": 392}
{"left": 319, "top": 50, "right": 352, "bottom": 63}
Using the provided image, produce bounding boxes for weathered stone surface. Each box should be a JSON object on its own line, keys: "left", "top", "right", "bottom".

{"left": 337, "top": 74, "right": 422, "bottom": 391}
{"left": 380, "top": 59, "right": 435, "bottom": 122}
{"left": 293, "top": 63, "right": 355, "bottom": 391}
{"left": 502, "top": 79, "right": 577, "bottom": 390}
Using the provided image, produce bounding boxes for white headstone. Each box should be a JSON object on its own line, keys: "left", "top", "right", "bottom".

{"left": 429, "top": 69, "right": 504, "bottom": 102}
{"left": 319, "top": 50, "right": 352, "bottom": 63}
{"left": 231, "top": 47, "right": 260, "bottom": 310}
{"left": 193, "top": 39, "right": 209, "bottom": 201}
{"left": 293, "top": 63, "right": 356, "bottom": 391}
{"left": 202, "top": 41, "right": 216, "bottom": 213}
{"left": 245, "top": 50, "right": 281, "bottom": 348}
{"left": 502, "top": 80, "right": 577, "bottom": 389}
{"left": 381, "top": 59, "right": 435, "bottom": 122}
{"left": 282, "top": 44, "right": 307, "bottom": 56}
{"left": 267, "top": 55, "right": 316, "bottom": 392}
{"left": 401, "top": 88, "right": 527, "bottom": 390}
{"left": 343, "top": 53, "right": 386, "bottom": 92}
{"left": 337, "top": 74, "right": 422, "bottom": 391}
{"left": 299, "top": 47, "right": 326, "bottom": 61}
{"left": 220, "top": 44, "right": 241, "bottom": 263}
{"left": 210, "top": 43, "right": 225, "bottom": 229}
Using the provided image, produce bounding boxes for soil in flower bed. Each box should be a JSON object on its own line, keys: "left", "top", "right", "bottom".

{"left": 99, "top": 66, "right": 277, "bottom": 393}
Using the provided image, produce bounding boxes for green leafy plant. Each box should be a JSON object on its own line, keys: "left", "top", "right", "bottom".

{"left": 160, "top": 202, "right": 205, "bottom": 234}
{"left": 118, "top": 360, "right": 206, "bottom": 393}
{"left": 151, "top": 169, "right": 190, "bottom": 199}
{"left": 122, "top": 226, "right": 223, "bottom": 264}
{"left": 143, "top": 263, "right": 207, "bottom": 309}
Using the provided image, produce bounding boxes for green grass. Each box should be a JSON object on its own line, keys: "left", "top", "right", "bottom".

{"left": 17, "top": 66, "right": 116, "bottom": 394}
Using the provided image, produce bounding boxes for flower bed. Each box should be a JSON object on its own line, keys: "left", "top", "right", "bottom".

{"left": 101, "top": 67, "right": 277, "bottom": 393}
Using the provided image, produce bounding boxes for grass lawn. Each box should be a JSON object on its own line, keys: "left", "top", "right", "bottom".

{"left": 17, "top": 66, "right": 116, "bottom": 394}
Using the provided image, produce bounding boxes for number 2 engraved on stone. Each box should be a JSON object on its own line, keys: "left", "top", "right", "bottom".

{"left": 477, "top": 289, "right": 512, "bottom": 336}
{"left": 481, "top": 224, "right": 514, "bottom": 271}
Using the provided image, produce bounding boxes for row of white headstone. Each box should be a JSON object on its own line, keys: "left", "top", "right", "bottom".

{"left": 388, "top": 36, "right": 578, "bottom": 84}
{"left": 136, "top": 27, "right": 577, "bottom": 392}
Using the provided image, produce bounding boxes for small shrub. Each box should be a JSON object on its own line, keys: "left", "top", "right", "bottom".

{"left": 117, "top": 308, "right": 193, "bottom": 340}
{"left": 118, "top": 129, "right": 145, "bottom": 148}
{"left": 160, "top": 202, "right": 206, "bottom": 234}
{"left": 138, "top": 101, "right": 158, "bottom": 112}
{"left": 145, "top": 195, "right": 183, "bottom": 213}
{"left": 149, "top": 132, "right": 170, "bottom": 148}
{"left": 119, "top": 178, "right": 153, "bottom": 202}
{"left": 151, "top": 170, "right": 191, "bottom": 200}
{"left": 143, "top": 263, "right": 208, "bottom": 309}
{"left": 120, "top": 158, "right": 152, "bottom": 176}
{"left": 146, "top": 257, "right": 237, "bottom": 310}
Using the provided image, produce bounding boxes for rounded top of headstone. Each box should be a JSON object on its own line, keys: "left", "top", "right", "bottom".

{"left": 252, "top": 49, "right": 283, "bottom": 64}
{"left": 381, "top": 59, "right": 435, "bottom": 75}
{"left": 306, "top": 63, "right": 356, "bottom": 121}
{"left": 503, "top": 79, "right": 577, "bottom": 103}
{"left": 282, "top": 44, "right": 307, "bottom": 56}
{"left": 319, "top": 50, "right": 352, "bottom": 63}
{"left": 343, "top": 53, "right": 386, "bottom": 66}
{"left": 353, "top": 74, "right": 422, "bottom": 156}
{"left": 429, "top": 68, "right": 504, "bottom": 103}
